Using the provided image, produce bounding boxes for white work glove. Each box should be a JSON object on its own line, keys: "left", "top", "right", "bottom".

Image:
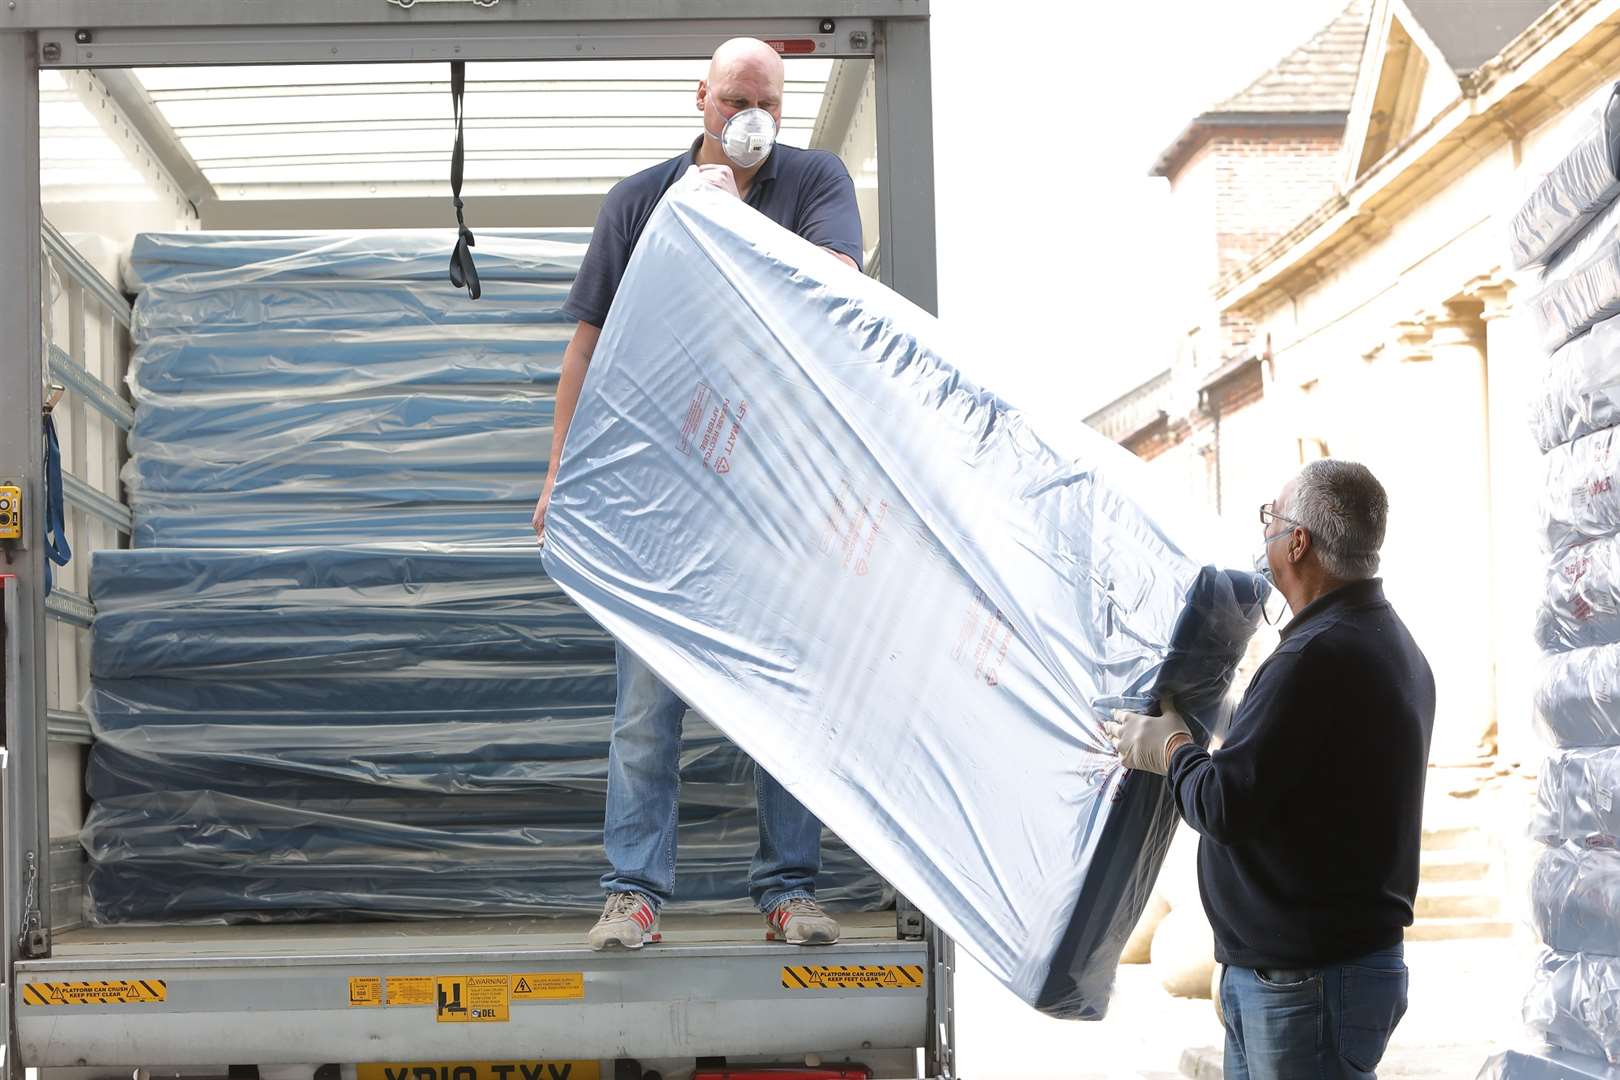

{"left": 1103, "top": 705, "right": 1192, "bottom": 775}
{"left": 686, "top": 163, "right": 741, "bottom": 199}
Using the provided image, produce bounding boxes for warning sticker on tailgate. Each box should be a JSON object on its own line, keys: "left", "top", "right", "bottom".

{"left": 22, "top": 979, "right": 167, "bottom": 1005}
{"left": 781, "top": 964, "right": 925, "bottom": 990}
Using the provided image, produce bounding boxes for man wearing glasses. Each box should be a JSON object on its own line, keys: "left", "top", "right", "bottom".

{"left": 1106, "top": 459, "right": 1434, "bottom": 1080}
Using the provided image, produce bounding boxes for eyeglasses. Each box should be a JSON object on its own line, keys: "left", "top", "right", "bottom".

{"left": 1258, "top": 502, "right": 1302, "bottom": 529}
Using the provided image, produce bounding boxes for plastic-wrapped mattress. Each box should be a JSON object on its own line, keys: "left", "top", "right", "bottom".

{"left": 541, "top": 180, "right": 1267, "bottom": 1018}
{"left": 1511, "top": 85, "right": 1620, "bottom": 270}
{"left": 1542, "top": 428, "right": 1620, "bottom": 553}
{"left": 1534, "top": 748, "right": 1620, "bottom": 846}
{"left": 1540, "top": 537, "right": 1620, "bottom": 651}
{"left": 1480, "top": 1046, "right": 1620, "bottom": 1078}
{"left": 1534, "top": 313, "right": 1620, "bottom": 452}
{"left": 1526, "top": 949, "right": 1620, "bottom": 1066}
{"left": 133, "top": 280, "right": 575, "bottom": 341}
{"left": 1534, "top": 843, "right": 1620, "bottom": 957}
{"left": 1537, "top": 644, "right": 1620, "bottom": 748}
{"left": 124, "top": 230, "right": 588, "bottom": 290}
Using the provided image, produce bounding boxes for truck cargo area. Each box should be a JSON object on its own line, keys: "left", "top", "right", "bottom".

{"left": 1, "top": 4, "right": 945, "bottom": 1077}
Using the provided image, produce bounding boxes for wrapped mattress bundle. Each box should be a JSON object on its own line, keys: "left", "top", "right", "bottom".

{"left": 1478, "top": 1047, "right": 1620, "bottom": 1079}
{"left": 81, "top": 788, "right": 887, "bottom": 924}
{"left": 1533, "top": 313, "right": 1620, "bottom": 452}
{"left": 1534, "top": 843, "right": 1620, "bottom": 957}
{"left": 125, "top": 230, "right": 589, "bottom": 548}
{"left": 1533, "top": 748, "right": 1620, "bottom": 847}
{"left": 1540, "top": 537, "right": 1620, "bottom": 651}
{"left": 1526, "top": 949, "right": 1620, "bottom": 1066}
{"left": 1511, "top": 85, "right": 1620, "bottom": 270}
{"left": 124, "top": 229, "right": 589, "bottom": 290}
{"left": 541, "top": 180, "right": 1267, "bottom": 1018}
{"left": 1528, "top": 245, "right": 1620, "bottom": 355}
{"left": 1537, "top": 644, "right": 1620, "bottom": 748}
{"left": 1541, "top": 427, "right": 1620, "bottom": 553}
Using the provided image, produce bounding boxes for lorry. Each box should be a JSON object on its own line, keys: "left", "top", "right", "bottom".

{"left": 0, "top": 4, "right": 949, "bottom": 1077}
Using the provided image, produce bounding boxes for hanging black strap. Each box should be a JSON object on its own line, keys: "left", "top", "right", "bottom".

{"left": 42, "top": 414, "right": 71, "bottom": 598}
{"left": 448, "top": 60, "right": 482, "bottom": 300}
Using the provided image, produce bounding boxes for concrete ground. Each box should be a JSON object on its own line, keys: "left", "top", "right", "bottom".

{"left": 953, "top": 936, "right": 1540, "bottom": 1079}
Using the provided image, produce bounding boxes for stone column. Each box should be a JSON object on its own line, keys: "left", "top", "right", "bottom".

{"left": 1475, "top": 278, "right": 1542, "bottom": 770}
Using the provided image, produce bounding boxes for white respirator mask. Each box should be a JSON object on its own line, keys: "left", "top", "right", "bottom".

{"left": 706, "top": 107, "right": 778, "bottom": 169}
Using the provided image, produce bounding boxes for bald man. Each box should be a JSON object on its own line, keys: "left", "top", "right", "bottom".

{"left": 535, "top": 37, "right": 862, "bottom": 951}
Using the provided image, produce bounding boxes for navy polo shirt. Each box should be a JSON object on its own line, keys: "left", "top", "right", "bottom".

{"left": 561, "top": 136, "right": 863, "bottom": 328}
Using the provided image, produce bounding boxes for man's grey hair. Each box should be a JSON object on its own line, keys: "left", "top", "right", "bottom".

{"left": 1283, "top": 459, "right": 1388, "bottom": 581}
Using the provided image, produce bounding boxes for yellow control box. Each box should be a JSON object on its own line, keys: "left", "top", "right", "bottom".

{"left": 0, "top": 485, "right": 20, "bottom": 541}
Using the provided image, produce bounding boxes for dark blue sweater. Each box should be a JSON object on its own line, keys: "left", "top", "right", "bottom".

{"left": 1166, "top": 578, "right": 1435, "bottom": 968}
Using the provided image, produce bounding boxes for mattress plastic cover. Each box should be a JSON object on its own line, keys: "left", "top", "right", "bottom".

{"left": 91, "top": 543, "right": 612, "bottom": 677}
{"left": 1534, "top": 843, "right": 1620, "bottom": 957}
{"left": 1511, "top": 85, "right": 1620, "bottom": 270}
{"left": 129, "top": 327, "right": 568, "bottom": 403}
{"left": 1537, "top": 644, "right": 1620, "bottom": 748}
{"left": 1529, "top": 248, "right": 1620, "bottom": 355}
{"left": 124, "top": 229, "right": 588, "bottom": 290}
{"left": 1533, "top": 747, "right": 1620, "bottom": 847}
{"left": 81, "top": 789, "right": 887, "bottom": 924}
{"left": 1480, "top": 1046, "right": 1620, "bottom": 1079}
{"left": 1540, "top": 537, "right": 1620, "bottom": 651}
{"left": 132, "top": 280, "right": 575, "bottom": 342}
{"left": 1534, "top": 313, "right": 1620, "bottom": 452}
{"left": 1527, "top": 949, "right": 1620, "bottom": 1066}
{"left": 1542, "top": 428, "right": 1620, "bottom": 553}
{"left": 540, "top": 180, "right": 1267, "bottom": 1018}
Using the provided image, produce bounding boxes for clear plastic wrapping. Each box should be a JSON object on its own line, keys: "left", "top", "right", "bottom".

{"left": 1536, "top": 644, "right": 1620, "bottom": 748}
{"left": 1511, "top": 85, "right": 1620, "bottom": 270}
{"left": 1526, "top": 948, "right": 1620, "bottom": 1066}
{"left": 1534, "top": 843, "right": 1620, "bottom": 956}
{"left": 1529, "top": 248, "right": 1620, "bottom": 355}
{"left": 1533, "top": 747, "right": 1620, "bottom": 846}
{"left": 130, "top": 327, "right": 567, "bottom": 403}
{"left": 124, "top": 229, "right": 589, "bottom": 290}
{"left": 1480, "top": 1046, "right": 1620, "bottom": 1079}
{"left": 1534, "top": 313, "right": 1620, "bottom": 451}
{"left": 129, "top": 499, "right": 535, "bottom": 548}
{"left": 133, "top": 280, "right": 575, "bottom": 342}
{"left": 1540, "top": 537, "right": 1620, "bottom": 651}
{"left": 91, "top": 543, "right": 612, "bottom": 677}
{"left": 1541, "top": 428, "right": 1620, "bottom": 553}
{"left": 83, "top": 789, "right": 889, "bottom": 924}
{"left": 540, "top": 180, "right": 1267, "bottom": 1018}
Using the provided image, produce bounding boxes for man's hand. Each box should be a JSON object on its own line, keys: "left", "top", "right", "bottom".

{"left": 688, "top": 163, "right": 741, "bottom": 199}
{"left": 531, "top": 481, "right": 553, "bottom": 545}
{"left": 1103, "top": 705, "right": 1193, "bottom": 775}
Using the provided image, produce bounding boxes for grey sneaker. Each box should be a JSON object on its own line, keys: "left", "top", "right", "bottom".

{"left": 765, "top": 896, "right": 840, "bottom": 945}
{"left": 587, "top": 892, "right": 660, "bottom": 951}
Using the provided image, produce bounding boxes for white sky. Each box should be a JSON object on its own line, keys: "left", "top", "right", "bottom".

{"left": 928, "top": 0, "right": 1351, "bottom": 423}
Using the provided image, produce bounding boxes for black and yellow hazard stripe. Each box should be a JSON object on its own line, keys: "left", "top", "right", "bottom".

{"left": 781, "top": 963, "right": 925, "bottom": 990}
{"left": 22, "top": 979, "right": 167, "bottom": 1005}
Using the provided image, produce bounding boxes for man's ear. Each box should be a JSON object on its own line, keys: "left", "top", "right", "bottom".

{"left": 696, "top": 79, "right": 708, "bottom": 113}
{"left": 1292, "top": 526, "right": 1312, "bottom": 564}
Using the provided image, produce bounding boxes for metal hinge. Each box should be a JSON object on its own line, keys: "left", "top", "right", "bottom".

{"left": 17, "top": 852, "right": 48, "bottom": 958}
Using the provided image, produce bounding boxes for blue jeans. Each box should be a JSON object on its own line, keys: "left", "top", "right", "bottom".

{"left": 600, "top": 643, "right": 823, "bottom": 913}
{"left": 1221, "top": 944, "right": 1409, "bottom": 1080}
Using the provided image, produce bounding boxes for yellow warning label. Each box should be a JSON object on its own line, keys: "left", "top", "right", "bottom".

{"left": 358, "top": 1063, "right": 600, "bottom": 1080}
{"left": 387, "top": 975, "right": 437, "bottom": 1007}
{"left": 781, "top": 964, "right": 925, "bottom": 991}
{"left": 22, "top": 979, "right": 167, "bottom": 1006}
{"left": 435, "top": 975, "right": 509, "bottom": 1023}
{"left": 348, "top": 976, "right": 383, "bottom": 1007}
{"left": 509, "top": 973, "right": 584, "bottom": 1001}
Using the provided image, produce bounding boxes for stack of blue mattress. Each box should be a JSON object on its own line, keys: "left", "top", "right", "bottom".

{"left": 88, "top": 231, "right": 889, "bottom": 922}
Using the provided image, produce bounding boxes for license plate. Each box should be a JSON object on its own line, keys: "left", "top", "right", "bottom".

{"left": 358, "top": 1063, "right": 601, "bottom": 1080}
